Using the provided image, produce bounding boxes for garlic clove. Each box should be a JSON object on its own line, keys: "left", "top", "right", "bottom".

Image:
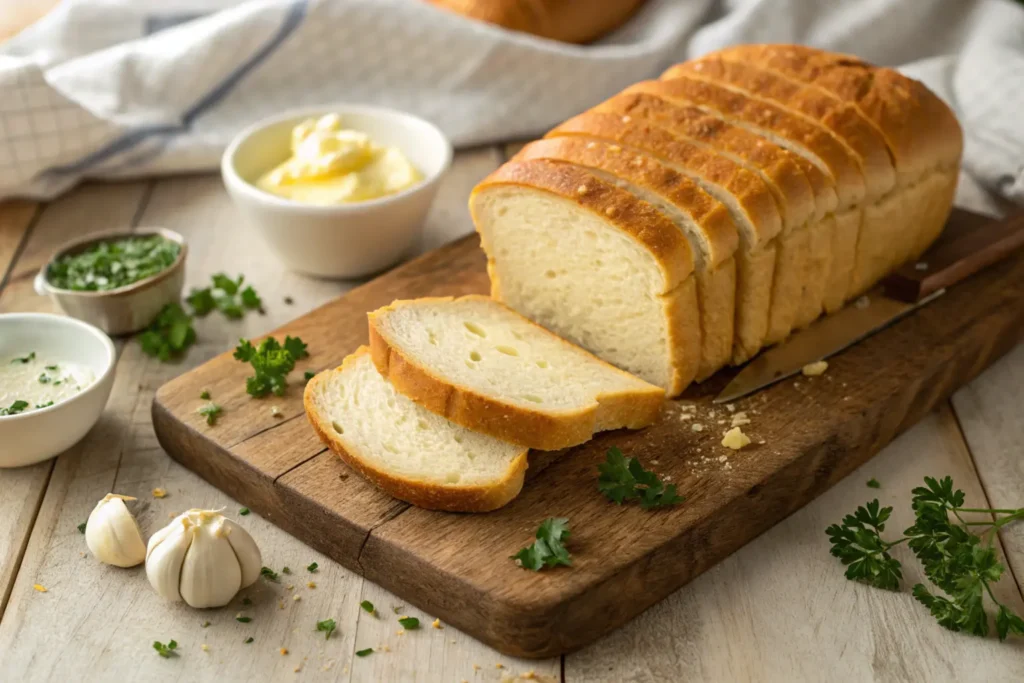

{"left": 179, "top": 519, "right": 242, "bottom": 609}
{"left": 146, "top": 516, "right": 194, "bottom": 602}
{"left": 221, "top": 518, "right": 262, "bottom": 587}
{"left": 85, "top": 494, "right": 147, "bottom": 568}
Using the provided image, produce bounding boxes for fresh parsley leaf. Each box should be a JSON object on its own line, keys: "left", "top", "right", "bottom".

{"left": 199, "top": 390, "right": 210, "bottom": 400}
{"left": 316, "top": 618, "right": 336, "bottom": 640}
{"left": 48, "top": 235, "right": 179, "bottom": 292}
{"left": 45, "top": 364, "right": 58, "bottom": 371}
{"left": 241, "top": 286, "right": 262, "bottom": 310}
{"left": 35, "top": 401, "right": 54, "bottom": 410}
{"left": 512, "top": 518, "right": 572, "bottom": 571}
{"left": 138, "top": 303, "right": 195, "bottom": 362}
{"left": 304, "top": 370, "right": 315, "bottom": 382}
{"left": 360, "top": 600, "right": 375, "bottom": 614}
{"left": 597, "top": 447, "right": 684, "bottom": 509}
{"left": 244, "top": 637, "right": 254, "bottom": 644}
{"left": 239, "top": 507, "right": 250, "bottom": 516}
{"left": 235, "top": 616, "right": 252, "bottom": 623}
{"left": 77, "top": 522, "right": 86, "bottom": 533}
{"left": 307, "top": 562, "right": 318, "bottom": 573}
{"left": 996, "top": 604, "right": 1024, "bottom": 641}
{"left": 355, "top": 648, "right": 373, "bottom": 657}
{"left": 397, "top": 617, "right": 420, "bottom": 630}
{"left": 186, "top": 287, "right": 216, "bottom": 316}
{"left": 0, "top": 399, "right": 29, "bottom": 416}
{"left": 282, "top": 566, "right": 291, "bottom": 574}
{"left": 153, "top": 639, "right": 178, "bottom": 658}
{"left": 10, "top": 352, "right": 34, "bottom": 364}
{"left": 212, "top": 273, "right": 242, "bottom": 295}
{"left": 241, "top": 597, "right": 252, "bottom": 606}
{"left": 188, "top": 274, "right": 262, "bottom": 320}
{"left": 197, "top": 402, "right": 222, "bottom": 426}
{"left": 260, "top": 566, "right": 279, "bottom": 582}
{"left": 825, "top": 499, "right": 903, "bottom": 590}
{"left": 867, "top": 478, "right": 881, "bottom": 489}
{"left": 234, "top": 336, "right": 308, "bottom": 398}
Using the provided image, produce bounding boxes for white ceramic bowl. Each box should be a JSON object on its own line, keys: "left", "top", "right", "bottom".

{"left": 0, "top": 314, "right": 117, "bottom": 468}
{"left": 221, "top": 104, "right": 452, "bottom": 278}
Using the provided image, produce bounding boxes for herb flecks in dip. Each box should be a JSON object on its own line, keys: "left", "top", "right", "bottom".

{"left": 0, "top": 353, "right": 95, "bottom": 415}
{"left": 47, "top": 234, "right": 181, "bottom": 292}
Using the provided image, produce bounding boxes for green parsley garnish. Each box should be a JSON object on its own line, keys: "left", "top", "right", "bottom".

{"left": 241, "top": 597, "right": 252, "bottom": 606}
{"left": 239, "top": 507, "right": 250, "bottom": 516}
{"left": 397, "top": 617, "right": 420, "bottom": 630}
{"left": 10, "top": 352, "right": 34, "bottom": 364}
{"left": 34, "top": 401, "right": 54, "bottom": 410}
{"left": 304, "top": 370, "right": 315, "bottom": 382}
{"left": 152, "top": 639, "right": 178, "bottom": 658}
{"left": 138, "top": 303, "right": 196, "bottom": 362}
{"left": 307, "top": 562, "right": 318, "bottom": 573}
{"left": 200, "top": 390, "right": 210, "bottom": 400}
{"left": 512, "top": 518, "right": 572, "bottom": 571}
{"left": 282, "top": 566, "right": 291, "bottom": 574}
{"left": 38, "top": 373, "right": 51, "bottom": 384}
{"left": 355, "top": 648, "right": 373, "bottom": 657}
{"left": 867, "top": 478, "right": 881, "bottom": 489}
{"left": 235, "top": 616, "right": 252, "bottom": 623}
{"left": 201, "top": 621, "right": 210, "bottom": 628}
{"left": 316, "top": 618, "right": 336, "bottom": 640}
{"left": 77, "top": 522, "right": 86, "bottom": 533}
{"left": 244, "top": 637, "right": 254, "bottom": 644}
{"left": 597, "top": 447, "right": 684, "bottom": 509}
{"left": 187, "top": 273, "right": 263, "bottom": 319}
{"left": 234, "top": 336, "right": 309, "bottom": 398}
{"left": 0, "top": 400, "right": 29, "bottom": 416}
{"left": 260, "top": 566, "right": 279, "bottom": 582}
{"left": 45, "top": 364, "right": 58, "bottom": 371}
{"left": 48, "top": 235, "right": 180, "bottom": 292}
{"left": 360, "top": 600, "right": 375, "bottom": 615}
{"left": 197, "top": 402, "right": 222, "bottom": 426}
{"left": 826, "top": 476, "right": 1024, "bottom": 640}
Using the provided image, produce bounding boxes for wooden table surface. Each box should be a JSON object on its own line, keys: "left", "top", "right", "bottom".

{"left": 0, "top": 145, "right": 1022, "bottom": 682}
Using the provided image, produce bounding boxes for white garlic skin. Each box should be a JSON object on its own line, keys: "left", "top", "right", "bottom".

{"left": 85, "top": 494, "right": 147, "bottom": 568}
{"left": 146, "top": 509, "right": 262, "bottom": 609}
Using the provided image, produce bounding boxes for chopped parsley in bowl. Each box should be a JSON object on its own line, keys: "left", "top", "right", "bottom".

{"left": 46, "top": 234, "right": 182, "bottom": 292}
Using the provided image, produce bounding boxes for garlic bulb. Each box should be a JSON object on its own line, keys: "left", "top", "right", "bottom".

{"left": 146, "top": 509, "right": 261, "bottom": 608}
{"left": 85, "top": 493, "right": 147, "bottom": 567}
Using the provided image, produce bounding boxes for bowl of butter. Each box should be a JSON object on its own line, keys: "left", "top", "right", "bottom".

{"left": 222, "top": 105, "right": 452, "bottom": 278}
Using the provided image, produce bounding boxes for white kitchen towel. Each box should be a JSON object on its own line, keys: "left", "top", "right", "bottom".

{"left": 1, "top": 0, "right": 1022, "bottom": 204}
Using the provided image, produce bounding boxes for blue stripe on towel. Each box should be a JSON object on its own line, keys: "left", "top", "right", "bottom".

{"left": 46, "top": 0, "right": 308, "bottom": 176}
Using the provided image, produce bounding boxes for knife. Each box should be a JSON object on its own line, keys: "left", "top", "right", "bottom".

{"left": 715, "top": 209, "right": 1024, "bottom": 404}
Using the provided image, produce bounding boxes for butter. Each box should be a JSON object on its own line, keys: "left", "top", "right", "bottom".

{"left": 256, "top": 114, "right": 422, "bottom": 205}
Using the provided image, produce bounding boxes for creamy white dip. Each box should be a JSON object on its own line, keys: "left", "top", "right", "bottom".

{"left": 0, "top": 352, "right": 95, "bottom": 415}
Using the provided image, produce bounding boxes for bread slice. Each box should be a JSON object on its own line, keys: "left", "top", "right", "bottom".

{"left": 546, "top": 111, "right": 782, "bottom": 363}
{"left": 304, "top": 348, "right": 528, "bottom": 512}
{"left": 470, "top": 158, "right": 700, "bottom": 394}
{"left": 665, "top": 56, "right": 895, "bottom": 313}
{"left": 368, "top": 296, "right": 665, "bottom": 450}
{"left": 595, "top": 89, "right": 831, "bottom": 341}
{"left": 512, "top": 137, "right": 738, "bottom": 380}
{"left": 695, "top": 45, "right": 961, "bottom": 295}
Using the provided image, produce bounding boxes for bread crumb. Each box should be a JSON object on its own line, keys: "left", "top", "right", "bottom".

{"left": 915, "top": 261, "right": 929, "bottom": 271}
{"left": 293, "top": 595, "right": 301, "bottom": 602}
{"left": 691, "top": 423, "right": 704, "bottom": 432}
{"left": 605, "top": 206, "right": 617, "bottom": 217}
{"left": 152, "top": 488, "right": 168, "bottom": 498}
{"left": 396, "top": 630, "right": 404, "bottom": 635}
{"left": 32, "top": 584, "right": 46, "bottom": 592}
{"left": 307, "top": 581, "right": 316, "bottom": 589}
{"left": 650, "top": 460, "right": 659, "bottom": 465}
{"left": 279, "top": 600, "right": 285, "bottom": 610}
{"left": 725, "top": 403, "right": 736, "bottom": 413}
{"left": 576, "top": 185, "right": 588, "bottom": 196}
{"left": 721, "top": 427, "right": 751, "bottom": 450}
{"left": 280, "top": 647, "right": 289, "bottom": 655}
{"left": 286, "top": 584, "right": 294, "bottom": 591}
{"left": 730, "top": 411, "right": 751, "bottom": 427}
{"left": 521, "top": 672, "right": 537, "bottom": 680}
{"left": 678, "top": 412, "right": 693, "bottom": 421}
{"left": 854, "top": 295, "right": 870, "bottom": 309}
{"left": 294, "top": 665, "right": 302, "bottom": 673}
{"left": 496, "top": 663, "right": 505, "bottom": 669}
{"left": 432, "top": 618, "right": 442, "bottom": 629}
{"left": 201, "top": 643, "right": 209, "bottom": 652}
{"left": 382, "top": 645, "right": 391, "bottom": 653}
{"left": 802, "top": 360, "right": 828, "bottom": 377}
{"left": 271, "top": 405, "right": 282, "bottom": 418}
{"left": 473, "top": 664, "right": 481, "bottom": 671}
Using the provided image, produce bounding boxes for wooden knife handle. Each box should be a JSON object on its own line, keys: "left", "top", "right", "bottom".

{"left": 883, "top": 210, "right": 1024, "bottom": 303}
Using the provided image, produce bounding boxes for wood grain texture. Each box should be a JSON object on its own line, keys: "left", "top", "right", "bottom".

{"left": 0, "top": 200, "right": 36, "bottom": 283}
{"left": 153, "top": 209, "right": 1024, "bottom": 658}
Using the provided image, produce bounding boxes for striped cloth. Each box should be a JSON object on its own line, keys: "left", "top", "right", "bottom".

{"left": 0, "top": 0, "right": 1021, "bottom": 208}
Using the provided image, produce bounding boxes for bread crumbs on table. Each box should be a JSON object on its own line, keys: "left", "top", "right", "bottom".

{"left": 395, "top": 630, "right": 404, "bottom": 636}
{"left": 473, "top": 664, "right": 481, "bottom": 671}
{"left": 32, "top": 584, "right": 46, "bottom": 592}
{"left": 152, "top": 488, "right": 168, "bottom": 498}
{"left": 691, "top": 423, "right": 704, "bottom": 432}
{"left": 307, "top": 581, "right": 316, "bottom": 589}
{"left": 286, "top": 584, "right": 294, "bottom": 591}
{"left": 280, "top": 647, "right": 288, "bottom": 655}
{"left": 496, "top": 663, "right": 504, "bottom": 669}
{"left": 802, "top": 360, "right": 828, "bottom": 377}
{"left": 278, "top": 600, "right": 285, "bottom": 610}
{"left": 431, "top": 618, "right": 442, "bottom": 629}
{"left": 294, "top": 665, "right": 302, "bottom": 673}
{"left": 201, "top": 644, "right": 209, "bottom": 652}
{"left": 293, "top": 595, "right": 301, "bottom": 602}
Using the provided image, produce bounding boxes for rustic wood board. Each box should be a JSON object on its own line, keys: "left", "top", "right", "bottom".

{"left": 152, "top": 209, "right": 1024, "bottom": 659}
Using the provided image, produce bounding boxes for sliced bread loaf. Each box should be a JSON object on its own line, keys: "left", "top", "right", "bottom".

{"left": 368, "top": 296, "right": 665, "bottom": 450}
{"left": 304, "top": 347, "right": 528, "bottom": 512}
{"left": 470, "top": 158, "right": 700, "bottom": 395}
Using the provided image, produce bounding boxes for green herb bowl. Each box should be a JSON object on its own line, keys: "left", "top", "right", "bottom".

{"left": 33, "top": 228, "right": 188, "bottom": 336}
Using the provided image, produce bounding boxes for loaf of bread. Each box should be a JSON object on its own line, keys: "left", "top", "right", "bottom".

{"left": 471, "top": 44, "right": 962, "bottom": 395}
{"left": 426, "top": 0, "right": 646, "bottom": 44}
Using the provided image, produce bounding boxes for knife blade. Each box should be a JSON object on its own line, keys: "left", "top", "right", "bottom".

{"left": 715, "top": 209, "right": 1024, "bottom": 404}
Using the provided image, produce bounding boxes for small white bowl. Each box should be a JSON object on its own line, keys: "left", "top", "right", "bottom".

{"left": 221, "top": 104, "right": 452, "bottom": 278}
{"left": 0, "top": 314, "right": 117, "bottom": 468}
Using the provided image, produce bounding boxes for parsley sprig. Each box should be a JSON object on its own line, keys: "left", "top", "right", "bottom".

{"left": 826, "top": 476, "right": 1024, "bottom": 640}
{"left": 598, "top": 447, "right": 684, "bottom": 509}
{"left": 152, "top": 639, "right": 178, "bottom": 658}
{"left": 139, "top": 303, "right": 196, "bottom": 361}
{"left": 187, "top": 273, "right": 262, "bottom": 319}
{"left": 316, "top": 618, "right": 336, "bottom": 640}
{"left": 512, "top": 518, "right": 571, "bottom": 571}
{"left": 0, "top": 399, "right": 29, "bottom": 416}
{"left": 234, "top": 336, "right": 309, "bottom": 398}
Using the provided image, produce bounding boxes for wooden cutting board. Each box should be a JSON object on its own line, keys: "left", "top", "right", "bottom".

{"left": 152, "top": 209, "right": 1024, "bottom": 658}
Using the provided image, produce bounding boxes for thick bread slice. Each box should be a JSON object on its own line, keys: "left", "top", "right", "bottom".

{"left": 595, "top": 89, "right": 830, "bottom": 340}
{"left": 547, "top": 111, "right": 781, "bottom": 363}
{"left": 664, "top": 56, "right": 893, "bottom": 313}
{"left": 368, "top": 296, "right": 665, "bottom": 450}
{"left": 702, "top": 45, "right": 961, "bottom": 294}
{"left": 304, "top": 348, "right": 528, "bottom": 512}
{"left": 470, "top": 159, "right": 700, "bottom": 394}
{"left": 513, "top": 137, "right": 737, "bottom": 380}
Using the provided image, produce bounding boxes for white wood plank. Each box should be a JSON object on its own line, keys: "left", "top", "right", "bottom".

{"left": 565, "top": 406, "right": 1024, "bottom": 682}
{"left": 951, "top": 342, "right": 1024, "bottom": 595}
